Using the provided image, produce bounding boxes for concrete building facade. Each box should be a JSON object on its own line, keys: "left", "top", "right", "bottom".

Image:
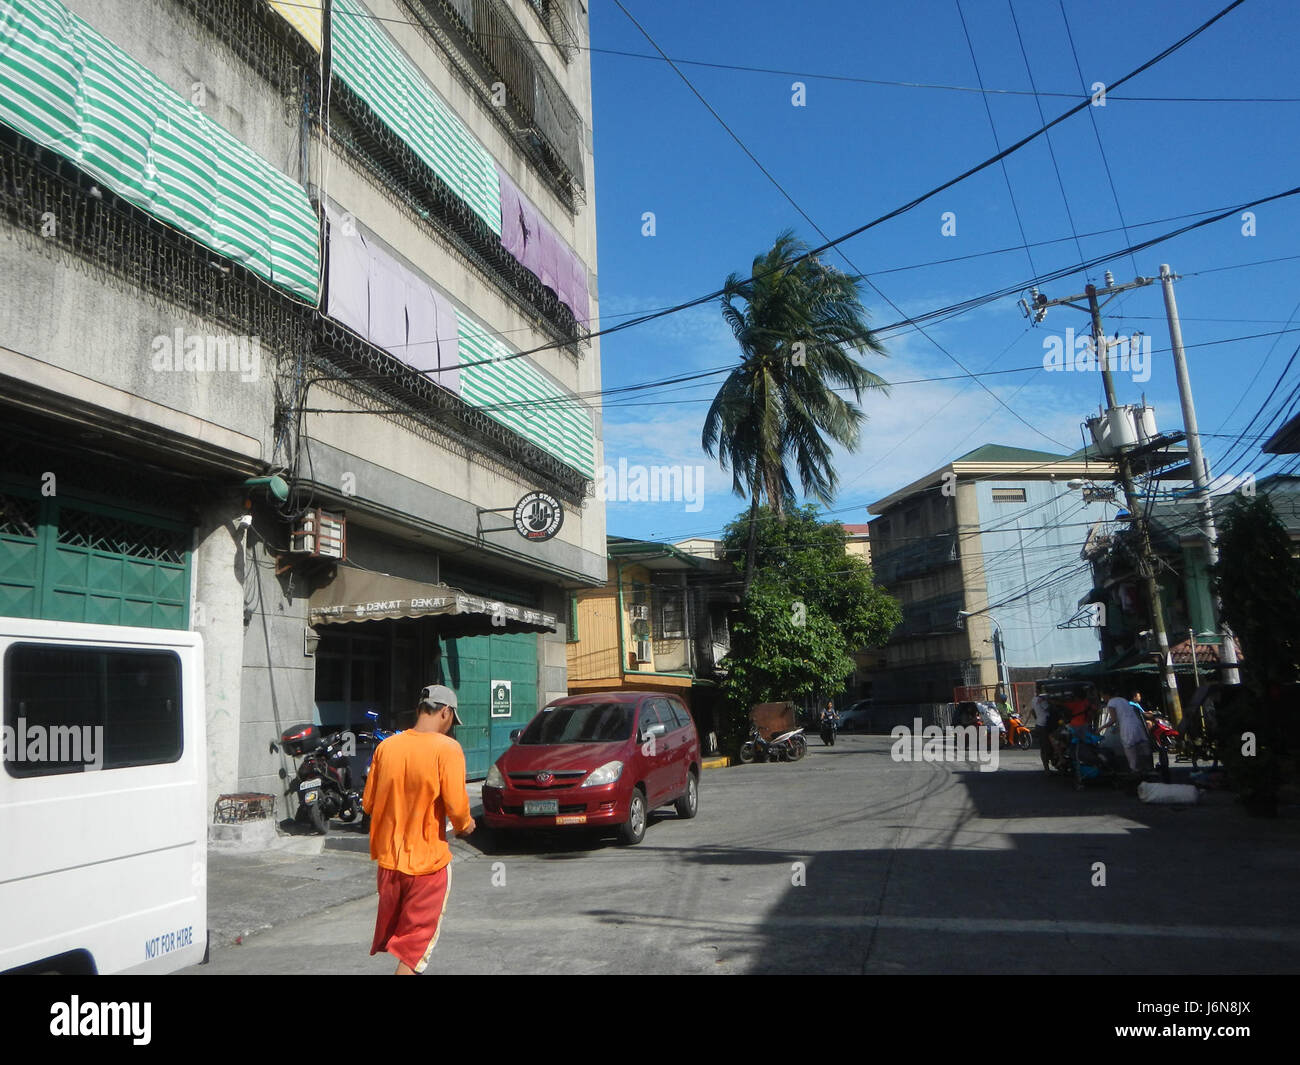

{"left": 867, "top": 444, "right": 1117, "bottom": 707}
{"left": 0, "top": 0, "right": 604, "bottom": 803}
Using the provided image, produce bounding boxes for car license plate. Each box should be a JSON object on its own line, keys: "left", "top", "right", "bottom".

{"left": 300, "top": 777, "right": 322, "bottom": 790}
{"left": 524, "top": 799, "right": 558, "bottom": 816}
{"left": 555, "top": 815, "right": 586, "bottom": 825}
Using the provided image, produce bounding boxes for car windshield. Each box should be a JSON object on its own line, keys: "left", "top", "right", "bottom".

{"left": 519, "top": 702, "right": 635, "bottom": 745}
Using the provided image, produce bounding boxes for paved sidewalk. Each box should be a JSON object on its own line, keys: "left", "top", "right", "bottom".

{"left": 206, "top": 783, "right": 488, "bottom": 951}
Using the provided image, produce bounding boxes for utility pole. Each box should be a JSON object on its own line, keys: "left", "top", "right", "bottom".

{"left": 1027, "top": 273, "right": 1184, "bottom": 725}
{"left": 1159, "top": 264, "right": 1241, "bottom": 686}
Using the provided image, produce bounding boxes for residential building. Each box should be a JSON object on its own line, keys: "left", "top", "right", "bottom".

{"left": 866, "top": 444, "right": 1117, "bottom": 707}
{"left": 0, "top": 0, "right": 604, "bottom": 797}
{"left": 841, "top": 523, "right": 873, "bottom": 567}
{"left": 567, "top": 537, "right": 739, "bottom": 747}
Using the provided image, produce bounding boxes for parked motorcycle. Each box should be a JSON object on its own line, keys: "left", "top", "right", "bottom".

{"left": 769, "top": 727, "right": 808, "bottom": 762}
{"left": 1144, "top": 707, "right": 1179, "bottom": 753}
{"left": 276, "top": 723, "right": 369, "bottom": 834}
{"left": 360, "top": 709, "right": 398, "bottom": 792}
{"left": 738, "top": 723, "right": 807, "bottom": 763}
{"left": 738, "top": 723, "right": 774, "bottom": 764}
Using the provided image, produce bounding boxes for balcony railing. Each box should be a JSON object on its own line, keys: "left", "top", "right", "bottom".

{"left": 892, "top": 593, "right": 966, "bottom": 639}
{"left": 524, "top": 0, "right": 580, "bottom": 62}
{"left": 406, "top": 0, "right": 585, "bottom": 209}
{"left": 873, "top": 532, "right": 958, "bottom": 585}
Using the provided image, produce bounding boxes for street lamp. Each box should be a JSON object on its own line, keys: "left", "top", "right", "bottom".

{"left": 957, "top": 610, "right": 1011, "bottom": 699}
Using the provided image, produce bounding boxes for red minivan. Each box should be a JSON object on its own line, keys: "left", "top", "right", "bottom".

{"left": 481, "top": 691, "right": 701, "bottom": 845}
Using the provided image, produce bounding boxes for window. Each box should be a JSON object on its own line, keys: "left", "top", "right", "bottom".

{"left": 655, "top": 585, "right": 686, "bottom": 639}
{"left": 664, "top": 699, "right": 692, "bottom": 731}
{"left": 991, "top": 488, "right": 1027, "bottom": 503}
{"left": 5, "top": 644, "right": 183, "bottom": 776}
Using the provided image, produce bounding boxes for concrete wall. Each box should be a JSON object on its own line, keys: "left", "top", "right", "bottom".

{"left": 64, "top": 0, "right": 304, "bottom": 180}
{"left": 236, "top": 520, "right": 318, "bottom": 818}
{"left": 0, "top": 244, "right": 280, "bottom": 461}
{"left": 972, "top": 479, "right": 1110, "bottom": 671}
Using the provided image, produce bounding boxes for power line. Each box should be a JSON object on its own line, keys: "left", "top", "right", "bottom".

{"left": 611, "top": 1, "right": 1074, "bottom": 451}
{"left": 957, "top": 0, "right": 1038, "bottom": 276}
{"left": 275, "top": 1, "right": 1300, "bottom": 102}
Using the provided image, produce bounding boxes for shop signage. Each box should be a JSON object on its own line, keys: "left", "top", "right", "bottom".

{"left": 491, "top": 680, "right": 512, "bottom": 718}
{"left": 513, "top": 492, "right": 563, "bottom": 542}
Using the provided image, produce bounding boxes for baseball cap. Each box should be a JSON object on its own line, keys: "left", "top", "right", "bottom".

{"left": 418, "top": 683, "right": 463, "bottom": 725}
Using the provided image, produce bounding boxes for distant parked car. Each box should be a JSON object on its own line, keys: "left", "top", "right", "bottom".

{"left": 481, "top": 692, "right": 700, "bottom": 845}
{"left": 839, "top": 701, "right": 874, "bottom": 732}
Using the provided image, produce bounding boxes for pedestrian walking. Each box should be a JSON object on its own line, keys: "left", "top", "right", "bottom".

{"left": 362, "top": 683, "right": 475, "bottom": 975}
{"left": 1103, "top": 688, "right": 1151, "bottom": 776}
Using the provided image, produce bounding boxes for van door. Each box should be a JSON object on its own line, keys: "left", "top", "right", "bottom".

{"left": 0, "top": 620, "right": 206, "bottom": 975}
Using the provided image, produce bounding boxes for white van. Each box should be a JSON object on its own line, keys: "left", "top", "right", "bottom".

{"left": 0, "top": 618, "right": 207, "bottom": 974}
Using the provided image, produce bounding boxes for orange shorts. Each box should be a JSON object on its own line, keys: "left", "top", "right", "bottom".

{"left": 370, "top": 864, "right": 452, "bottom": 973}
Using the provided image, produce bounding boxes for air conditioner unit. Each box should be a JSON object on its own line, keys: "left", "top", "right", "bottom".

{"left": 290, "top": 507, "right": 347, "bottom": 560}
{"left": 635, "top": 640, "right": 652, "bottom": 663}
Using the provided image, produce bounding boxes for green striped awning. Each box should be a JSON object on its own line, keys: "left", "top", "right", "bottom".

{"left": 0, "top": 0, "right": 321, "bottom": 300}
{"left": 456, "top": 312, "right": 594, "bottom": 479}
{"left": 331, "top": 0, "right": 501, "bottom": 236}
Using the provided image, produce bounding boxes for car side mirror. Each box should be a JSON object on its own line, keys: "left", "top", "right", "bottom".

{"left": 509, "top": 729, "right": 521, "bottom": 743}
{"left": 640, "top": 723, "right": 666, "bottom": 743}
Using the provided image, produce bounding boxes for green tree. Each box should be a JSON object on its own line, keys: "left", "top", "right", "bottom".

{"left": 1210, "top": 493, "right": 1300, "bottom": 812}
{"left": 716, "top": 506, "right": 901, "bottom": 749}
{"left": 1212, "top": 493, "right": 1300, "bottom": 690}
{"left": 702, "top": 231, "right": 888, "bottom": 592}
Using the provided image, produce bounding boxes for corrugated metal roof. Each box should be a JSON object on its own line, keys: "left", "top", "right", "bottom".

{"left": 952, "top": 443, "right": 1068, "bottom": 463}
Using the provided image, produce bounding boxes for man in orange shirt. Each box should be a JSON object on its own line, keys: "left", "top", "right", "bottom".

{"left": 362, "top": 683, "right": 475, "bottom": 975}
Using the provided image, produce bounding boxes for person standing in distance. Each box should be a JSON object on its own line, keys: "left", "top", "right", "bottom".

{"left": 363, "top": 683, "right": 475, "bottom": 975}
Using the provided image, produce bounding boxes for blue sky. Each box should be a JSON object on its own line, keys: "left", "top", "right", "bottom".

{"left": 586, "top": 0, "right": 1300, "bottom": 542}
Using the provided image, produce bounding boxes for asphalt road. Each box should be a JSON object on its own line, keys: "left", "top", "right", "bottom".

{"left": 189, "top": 735, "right": 1300, "bottom": 975}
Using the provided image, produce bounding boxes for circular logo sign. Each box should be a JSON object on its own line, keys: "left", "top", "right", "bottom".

{"left": 514, "top": 492, "right": 563, "bottom": 542}
{"left": 536, "top": 771, "right": 554, "bottom": 785}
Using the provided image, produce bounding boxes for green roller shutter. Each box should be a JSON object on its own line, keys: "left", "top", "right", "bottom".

{"left": 437, "top": 631, "right": 538, "bottom": 780}
{"left": 331, "top": 0, "right": 502, "bottom": 236}
{"left": 0, "top": 0, "right": 321, "bottom": 300}
{"left": 0, "top": 487, "right": 190, "bottom": 629}
{"left": 456, "top": 313, "right": 595, "bottom": 478}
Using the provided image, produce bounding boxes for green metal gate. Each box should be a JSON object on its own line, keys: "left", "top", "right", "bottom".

{"left": 436, "top": 630, "right": 539, "bottom": 779}
{"left": 0, "top": 486, "right": 190, "bottom": 628}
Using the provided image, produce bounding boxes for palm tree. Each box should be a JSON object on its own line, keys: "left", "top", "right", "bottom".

{"left": 702, "top": 231, "right": 888, "bottom": 592}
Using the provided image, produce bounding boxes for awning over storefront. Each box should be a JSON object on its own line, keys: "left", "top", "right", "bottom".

{"left": 309, "top": 566, "right": 556, "bottom": 637}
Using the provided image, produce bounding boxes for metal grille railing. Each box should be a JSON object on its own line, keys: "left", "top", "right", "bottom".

{"left": 405, "top": 0, "right": 585, "bottom": 208}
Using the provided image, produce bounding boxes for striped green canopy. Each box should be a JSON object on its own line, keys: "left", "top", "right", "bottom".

{"left": 331, "top": 0, "right": 501, "bottom": 236}
{"left": 456, "top": 312, "right": 594, "bottom": 478}
{"left": 0, "top": 0, "right": 321, "bottom": 301}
